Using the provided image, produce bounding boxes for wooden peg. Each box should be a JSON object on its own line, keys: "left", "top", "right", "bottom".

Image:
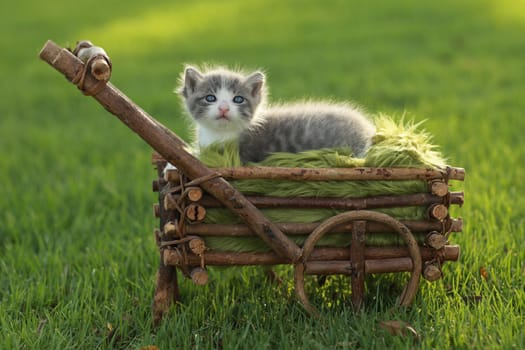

{"left": 190, "top": 267, "right": 209, "bottom": 285}
{"left": 423, "top": 264, "right": 442, "bottom": 281}
{"left": 163, "top": 249, "right": 182, "bottom": 266}
{"left": 164, "top": 169, "right": 180, "bottom": 183}
{"left": 430, "top": 181, "right": 449, "bottom": 197}
{"left": 163, "top": 221, "right": 178, "bottom": 237}
{"left": 185, "top": 204, "right": 206, "bottom": 222}
{"left": 188, "top": 237, "right": 207, "bottom": 255}
{"left": 163, "top": 193, "right": 177, "bottom": 211}
{"left": 185, "top": 187, "right": 203, "bottom": 202}
{"left": 425, "top": 232, "right": 447, "bottom": 250}
{"left": 153, "top": 204, "right": 160, "bottom": 218}
{"left": 429, "top": 204, "right": 448, "bottom": 221}
{"left": 154, "top": 229, "right": 161, "bottom": 246}
{"left": 152, "top": 179, "right": 166, "bottom": 192}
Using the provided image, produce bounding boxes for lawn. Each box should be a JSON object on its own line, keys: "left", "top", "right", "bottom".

{"left": 1, "top": 0, "right": 524, "bottom": 348}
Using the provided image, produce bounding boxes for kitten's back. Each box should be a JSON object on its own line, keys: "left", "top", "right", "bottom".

{"left": 239, "top": 101, "right": 375, "bottom": 163}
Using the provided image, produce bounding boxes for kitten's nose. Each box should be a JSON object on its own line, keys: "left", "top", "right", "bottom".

{"left": 218, "top": 102, "right": 230, "bottom": 114}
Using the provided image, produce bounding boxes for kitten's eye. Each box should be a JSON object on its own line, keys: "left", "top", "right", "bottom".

{"left": 233, "top": 96, "right": 245, "bottom": 104}
{"left": 204, "top": 95, "right": 217, "bottom": 102}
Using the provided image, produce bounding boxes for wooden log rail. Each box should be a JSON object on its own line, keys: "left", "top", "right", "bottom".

{"left": 163, "top": 245, "right": 459, "bottom": 269}
{"left": 182, "top": 219, "right": 463, "bottom": 237}
{"left": 39, "top": 40, "right": 302, "bottom": 262}
{"left": 162, "top": 163, "right": 465, "bottom": 184}
{"left": 204, "top": 166, "right": 465, "bottom": 182}
{"left": 170, "top": 192, "right": 464, "bottom": 210}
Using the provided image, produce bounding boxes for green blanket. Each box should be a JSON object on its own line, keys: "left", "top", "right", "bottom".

{"left": 196, "top": 116, "right": 446, "bottom": 252}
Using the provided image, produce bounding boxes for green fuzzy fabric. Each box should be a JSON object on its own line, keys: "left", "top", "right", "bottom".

{"left": 197, "top": 115, "right": 447, "bottom": 252}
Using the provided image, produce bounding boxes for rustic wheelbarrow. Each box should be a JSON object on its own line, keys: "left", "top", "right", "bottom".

{"left": 40, "top": 40, "right": 464, "bottom": 325}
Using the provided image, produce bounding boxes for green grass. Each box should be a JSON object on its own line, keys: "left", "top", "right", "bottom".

{"left": 1, "top": 0, "right": 524, "bottom": 348}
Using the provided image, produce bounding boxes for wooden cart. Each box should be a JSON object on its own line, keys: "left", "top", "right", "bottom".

{"left": 40, "top": 40, "right": 465, "bottom": 325}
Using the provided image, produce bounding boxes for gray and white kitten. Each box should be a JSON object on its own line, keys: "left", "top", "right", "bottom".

{"left": 177, "top": 65, "right": 376, "bottom": 163}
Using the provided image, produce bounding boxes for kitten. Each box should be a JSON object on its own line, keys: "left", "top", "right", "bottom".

{"left": 177, "top": 65, "right": 376, "bottom": 163}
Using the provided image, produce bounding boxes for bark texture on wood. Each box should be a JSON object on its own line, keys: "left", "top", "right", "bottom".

{"left": 163, "top": 193, "right": 177, "bottom": 211}
{"left": 152, "top": 260, "right": 180, "bottom": 327}
{"left": 184, "top": 219, "right": 463, "bottom": 237}
{"left": 163, "top": 245, "right": 459, "bottom": 266}
{"left": 164, "top": 169, "right": 180, "bottom": 183}
{"left": 210, "top": 166, "right": 465, "bottom": 181}
{"left": 350, "top": 221, "right": 366, "bottom": 310}
{"left": 195, "top": 192, "right": 464, "bottom": 210}
{"left": 305, "top": 257, "right": 430, "bottom": 275}
{"left": 153, "top": 204, "right": 160, "bottom": 218}
{"left": 152, "top": 179, "right": 166, "bottom": 192}
{"left": 151, "top": 152, "right": 465, "bottom": 182}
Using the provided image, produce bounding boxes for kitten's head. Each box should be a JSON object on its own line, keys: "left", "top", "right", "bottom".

{"left": 177, "top": 65, "right": 266, "bottom": 134}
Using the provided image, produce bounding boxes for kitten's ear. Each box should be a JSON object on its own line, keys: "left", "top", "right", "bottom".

{"left": 181, "top": 66, "right": 203, "bottom": 97}
{"left": 245, "top": 71, "right": 265, "bottom": 98}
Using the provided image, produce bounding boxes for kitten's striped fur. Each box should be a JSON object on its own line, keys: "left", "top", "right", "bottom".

{"left": 177, "top": 65, "right": 375, "bottom": 163}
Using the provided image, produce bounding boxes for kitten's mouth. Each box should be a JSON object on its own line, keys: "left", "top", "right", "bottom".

{"left": 216, "top": 115, "right": 230, "bottom": 121}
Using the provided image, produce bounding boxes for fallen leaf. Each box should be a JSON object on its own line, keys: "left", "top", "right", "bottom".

{"left": 139, "top": 346, "right": 159, "bottom": 350}
{"left": 479, "top": 266, "right": 488, "bottom": 281}
{"left": 379, "top": 320, "right": 420, "bottom": 340}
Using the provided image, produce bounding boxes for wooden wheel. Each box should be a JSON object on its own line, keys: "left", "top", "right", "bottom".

{"left": 294, "top": 210, "right": 422, "bottom": 314}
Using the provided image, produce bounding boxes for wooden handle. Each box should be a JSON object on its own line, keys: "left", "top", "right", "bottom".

{"left": 39, "top": 40, "right": 302, "bottom": 262}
